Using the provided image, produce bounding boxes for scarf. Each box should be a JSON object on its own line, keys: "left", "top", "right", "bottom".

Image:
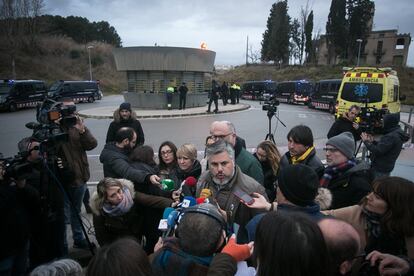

{"left": 291, "top": 146, "right": 315, "bottom": 164}
{"left": 362, "top": 206, "right": 382, "bottom": 239}
{"left": 102, "top": 187, "right": 134, "bottom": 217}
{"left": 319, "top": 159, "right": 356, "bottom": 187}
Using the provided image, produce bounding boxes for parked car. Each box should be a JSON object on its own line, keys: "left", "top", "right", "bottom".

{"left": 308, "top": 79, "right": 341, "bottom": 114}
{"left": 241, "top": 80, "right": 277, "bottom": 101}
{"left": 48, "top": 80, "right": 103, "bottom": 102}
{"left": 0, "top": 79, "right": 47, "bottom": 112}
{"left": 275, "top": 80, "right": 313, "bottom": 104}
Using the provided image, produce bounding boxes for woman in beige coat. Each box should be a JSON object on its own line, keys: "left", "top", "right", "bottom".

{"left": 325, "top": 176, "right": 414, "bottom": 259}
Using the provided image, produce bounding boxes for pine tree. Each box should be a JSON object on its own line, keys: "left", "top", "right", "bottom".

{"left": 304, "top": 10, "right": 314, "bottom": 63}
{"left": 261, "top": 0, "right": 290, "bottom": 65}
{"left": 326, "top": 0, "right": 348, "bottom": 64}
{"left": 290, "top": 18, "right": 301, "bottom": 64}
{"left": 347, "top": 0, "right": 375, "bottom": 63}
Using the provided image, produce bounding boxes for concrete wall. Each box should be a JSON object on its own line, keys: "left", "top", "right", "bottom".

{"left": 123, "top": 91, "right": 208, "bottom": 109}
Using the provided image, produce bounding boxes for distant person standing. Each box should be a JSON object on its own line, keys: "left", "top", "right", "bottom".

{"left": 235, "top": 83, "right": 241, "bottom": 104}
{"left": 178, "top": 82, "right": 188, "bottom": 110}
{"left": 230, "top": 83, "right": 237, "bottom": 104}
{"left": 220, "top": 81, "right": 229, "bottom": 106}
{"left": 106, "top": 102, "right": 145, "bottom": 146}
{"left": 166, "top": 85, "right": 175, "bottom": 110}
{"left": 207, "top": 80, "right": 219, "bottom": 113}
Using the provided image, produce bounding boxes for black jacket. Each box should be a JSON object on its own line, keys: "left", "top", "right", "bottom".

{"left": 364, "top": 113, "right": 410, "bottom": 173}
{"left": 327, "top": 116, "right": 361, "bottom": 141}
{"left": 327, "top": 162, "right": 373, "bottom": 209}
{"left": 175, "top": 160, "right": 202, "bottom": 196}
{"left": 280, "top": 148, "right": 325, "bottom": 178}
{"left": 254, "top": 153, "right": 277, "bottom": 202}
{"left": 106, "top": 110, "right": 145, "bottom": 146}
{"left": 100, "top": 142, "right": 151, "bottom": 185}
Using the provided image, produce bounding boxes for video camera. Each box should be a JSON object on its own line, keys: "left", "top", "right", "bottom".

{"left": 359, "top": 106, "right": 387, "bottom": 133}
{"left": 26, "top": 99, "right": 77, "bottom": 149}
{"left": 0, "top": 152, "right": 32, "bottom": 181}
{"left": 262, "top": 97, "right": 280, "bottom": 113}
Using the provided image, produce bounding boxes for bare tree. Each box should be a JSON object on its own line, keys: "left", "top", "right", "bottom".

{"left": 248, "top": 45, "right": 261, "bottom": 64}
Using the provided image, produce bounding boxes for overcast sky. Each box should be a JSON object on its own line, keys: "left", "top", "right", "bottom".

{"left": 44, "top": 0, "right": 414, "bottom": 66}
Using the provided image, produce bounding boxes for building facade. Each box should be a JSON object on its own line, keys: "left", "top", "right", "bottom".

{"left": 317, "top": 29, "right": 411, "bottom": 66}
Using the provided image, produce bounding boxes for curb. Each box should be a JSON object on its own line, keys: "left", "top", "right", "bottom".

{"left": 79, "top": 104, "right": 251, "bottom": 119}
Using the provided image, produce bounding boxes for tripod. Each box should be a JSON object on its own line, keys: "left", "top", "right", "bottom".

{"left": 264, "top": 110, "right": 286, "bottom": 143}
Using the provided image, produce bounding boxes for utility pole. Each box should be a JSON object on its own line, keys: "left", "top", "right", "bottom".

{"left": 356, "top": 39, "right": 362, "bottom": 66}
{"left": 246, "top": 35, "right": 249, "bottom": 66}
{"left": 87, "top": 45, "right": 94, "bottom": 81}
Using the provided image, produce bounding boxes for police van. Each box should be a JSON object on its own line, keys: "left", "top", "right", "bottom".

{"left": 0, "top": 80, "right": 47, "bottom": 112}
{"left": 48, "top": 80, "right": 103, "bottom": 103}
{"left": 308, "top": 79, "right": 341, "bottom": 114}
{"left": 241, "top": 80, "right": 277, "bottom": 100}
{"left": 336, "top": 67, "right": 404, "bottom": 118}
{"left": 275, "top": 80, "right": 313, "bottom": 104}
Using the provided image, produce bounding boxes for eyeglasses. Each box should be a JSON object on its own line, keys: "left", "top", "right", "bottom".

{"left": 323, "top": 147, "right": 339, "bottom": 153}
{"left": 161, "top": 150, "right": 173, "bottom": 156}
{"left": 29, "top": 145, "right": 40, "bottom": 153}
{"left": 211, "top": 133, "right": 233, "bottom": 140}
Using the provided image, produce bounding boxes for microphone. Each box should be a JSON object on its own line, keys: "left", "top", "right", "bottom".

{"left": 180, "top": 196, "right": 196, "bottom": 208}
{"left": 164, "top": 209, "right": 180, "bottom": 237}
{"left": 178, "top": 176, "right": 197, "bottom": 191}
{"left": 158, "top": 207, "right": 175, "bottom": 233}
{"left": 200, "top": 188, "right": 212, "bottom": 199}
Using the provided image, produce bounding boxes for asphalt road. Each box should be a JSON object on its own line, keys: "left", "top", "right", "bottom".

{"left": 0, "top": 95, "right": 336, "bottom": 183}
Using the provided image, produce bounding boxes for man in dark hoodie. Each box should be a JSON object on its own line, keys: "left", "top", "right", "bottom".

{"left": 361, "top": 113, "right": 410, "bottom": 179}
{"left": 106, "top": 102, "right": 145, "bottom": 146}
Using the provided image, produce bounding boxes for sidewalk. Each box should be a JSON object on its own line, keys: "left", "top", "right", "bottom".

{"left": 79, "top": 103, "right": 251, "bottom": 119}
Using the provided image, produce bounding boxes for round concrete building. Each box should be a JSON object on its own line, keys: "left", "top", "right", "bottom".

{"left": 112, "top": 46, "right": 216, "bottom": 109}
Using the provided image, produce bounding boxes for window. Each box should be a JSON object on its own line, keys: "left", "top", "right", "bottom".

{"left": 341, "top": 83, "right": 383, "bottom": 103}
{"left": 320, "top": 83, "right": 329, "bottom": 93}
{"left": 396, "top": 38, "right": 405, "bottom": 50}
{"left": 393, "top": 85, "right": 399, "bottom": 102}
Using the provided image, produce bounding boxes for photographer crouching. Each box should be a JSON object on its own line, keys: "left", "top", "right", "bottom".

{"left": 361, "top": 113, "right": 410, "bottom": 179}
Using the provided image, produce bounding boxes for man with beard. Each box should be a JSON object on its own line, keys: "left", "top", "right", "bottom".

{"left": 196, "top": 140, "right": 267, "bottom": 242}
{"left": 100, "top": 127, "right": 160, "bottom": 187}
{"left": 106, "top": 102, "right": 145, "bottom": 146}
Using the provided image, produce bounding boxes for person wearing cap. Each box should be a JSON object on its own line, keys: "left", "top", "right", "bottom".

{"left": 178, "top": 82, "right": 188, "bottom": 110}
{"left": 244, "top": 164, "right": 330, "bottom": 241}
{"left": 321, "top": 132, "right": 372, "bottom": 209}
{"left": 106, "top": 102, "right": 145, "bottom": 146}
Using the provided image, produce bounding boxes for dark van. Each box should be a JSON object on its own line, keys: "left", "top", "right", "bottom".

{"left": 0, "top": 80, "right": 47, "bottom": 112}
{"left": 275, "top": 80, "right": 313, "bottom": 104}
{"left": 308, "top": 79, "right": 341, "bottom": 114}
{"left": 48, "top": 80, "right": 103, "bottom": 103}
{"left": 241, "top": 80, "right": 277, "bottom": 100}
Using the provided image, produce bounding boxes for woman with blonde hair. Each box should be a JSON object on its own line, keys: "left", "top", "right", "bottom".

{"left": 254, "top": 141, "right": 281, "bottom": 201}
{"left": 176, "top": 143, "right": 202, "bottom": 196}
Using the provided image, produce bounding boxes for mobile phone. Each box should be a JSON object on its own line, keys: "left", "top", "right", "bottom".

{"left": 233, "top": 188, "right": 254, "bottom": 205}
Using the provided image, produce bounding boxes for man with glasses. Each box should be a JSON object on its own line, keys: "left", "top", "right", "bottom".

{"left": 209, "top": 121, "right": 263, "bottom": 185}
{"left": 320, "top": 132, "right": 372, "bottom": 209}
{"left": 328, "top": 105, "right": 361, "bottom": 142}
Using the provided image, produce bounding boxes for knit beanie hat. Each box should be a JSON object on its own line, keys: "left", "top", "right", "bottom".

{"left": 326, "top": 132, "right": 355, "bottom": 159}
{"left": 278, "top": 164, "right": 318, "bottom": 207}
{"left": 119, "top": 102, "right": 131, "bottom": 111}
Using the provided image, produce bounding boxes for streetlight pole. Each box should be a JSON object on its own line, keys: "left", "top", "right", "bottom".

{"left": 356, "top": 39, "right": 362, "bottom": 66}
{"left": 87, "top": 45, "right": 94, "bottom": 81}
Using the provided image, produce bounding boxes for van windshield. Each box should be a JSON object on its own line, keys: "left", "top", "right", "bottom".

{"left": 341, "top": 83, "right": 382, "bottom": 103}
{"left": 0, "top": 83, "right": 12, "bottom": 94}
{"left": 49, "top": 82, "right": 63, "bottom": 91}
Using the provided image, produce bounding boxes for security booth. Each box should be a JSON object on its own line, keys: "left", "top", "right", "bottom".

{"left": 112, "top": 46, "right": 216, "bottom": 109}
